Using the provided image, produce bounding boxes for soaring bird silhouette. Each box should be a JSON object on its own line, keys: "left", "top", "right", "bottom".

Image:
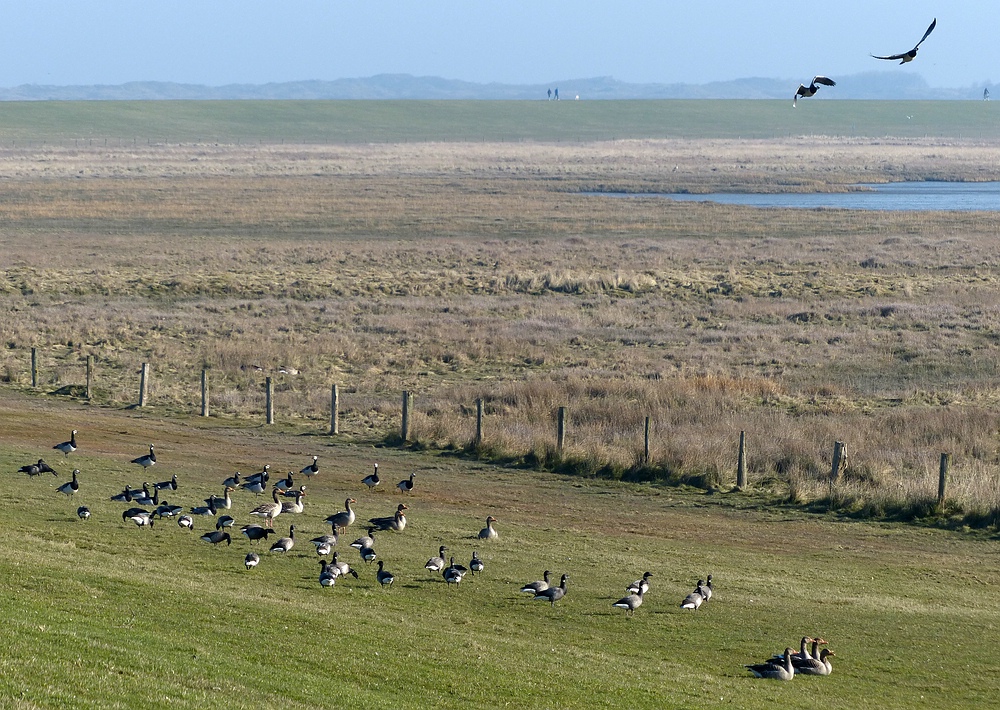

{"left": 793, "top": 76, "right": 836, "bottom": 107}
{"left": 871, "top": 18, "right": 936, "bottom": 64}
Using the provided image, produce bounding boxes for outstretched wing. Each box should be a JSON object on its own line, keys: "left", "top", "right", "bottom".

{"left": 812, "top": 76, "right": 836, "bottom": 87}
{"left": 915, "top": 18, "right": 936, "bottom": 48}
{"left": 871, "top": 52, "right": 907, "bottom": 61}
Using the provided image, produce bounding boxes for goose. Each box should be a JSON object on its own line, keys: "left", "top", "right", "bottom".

{"left": 273, "top": 471, "right": 295, "bottom": 493}
{"left": 702, "top": 574, "right": 714, "bottom": 602}
{"left": 478, "top": 515, "right": 499, "bottom": 540}
{"left": 280, "top": 488, "right": 306, "bottom": 514}
{"left": 245, "top": 552, "right": 260, "bottom": 570}
{"left": 240, "top": 477, "right": 268, "bottom": 497}
{"left": 793, "top": 648, "right": 835, "bottom": 676}
{"left": 205, "top": 486, "right": 234, "bottom": 510}
{"left": 533, "top": 574, "right": 568, "bottom": 607}
{"left": 358, "top": 542, "right": 377, "bottom": 565}
{"left": 279, "top": 484, "right": 305, "bottom": 499}
{"left": 20, "top": 459, "right": 57, "bottom": 477}
{"left": 222, "top": 471, "right": 242, "bottom": 489}
{"left": 241, "top": 524, "right": 276, "bottom": 544}
{"left": 269, "top": 525, "right": 296, "bottom": 553}
{"left": 627, "top": 571, "right": 653, "bottom": 595}
{"left": 154, "top": 501, "right": 184, "bottom": 519}
{"left": 872, "top": 17, "right": 936, "bottom": 64}
{"left": 319, "top": 559, "right": 337, "bottom": 587}
{"left": 245, "top": 465, "right": 270, "bottom": 485}
{"left": 443, "top": 558, "right": 467, "bottom": 587}
{"left": 425, "top": 545, "right": 448, "bottom": 573}
{"left": 200, "top": 530, "right": 232, "bottom": 546}
{"left": 311, "top": 529, "right": 338, "bottom": 552}
{"left": 396, "top": 472, "right": 415, "bottom": 494}
{"left": 469, "top": 551, "right": 484, "bottom": 576}
{"left": 110, "top": 484, "right": 134, "bottom": 502}
{"left": 376, "top": 560, "right": 394, "bottom": 589}
{"left": 131, "top": 445, "right": 156, "bottom": 469}
{"left": 53, "top": 430, "right": 78, "bottom": 456}
{"left": 177, "top": 514, "right": 194, "bottom": 530}
{"left": 153, "top": 474, "right": 178, "bottom": 491}
{"left": 131, "top": 483, "right": 157, "bottom": 507}
{"left": 680, "top": 582, "right": 706, "bottom": 610}
{"left": 330, "top": 552, "right": 359, "bottom": 580}
{"left": 77, "top": 505, "right": 91, "bottom": 521}
{"left": 520, "top": 570, "right": 551, "bottom": 594}
{"left": 249, "top": 488, "right": 283, "bottom": 528}
{"left": 350, "top": 526, "right": 376, "bottom": 550}
{"left": 122, "top": 507, "right": 152, "bottom": 522}
{"left": 612, "top": 586, "right": 645, "bottom": 616}
{"left": 325, "top": 498, "right": 356, "bottom": 534}
{"left": 125, "top": 511, "right": 154, "bottom": 528}
{"left": 215, "top": 514, "right": 235, "bottom": 530}
{"left": 315, "top": 539, "right": 334, "bottom": 557}
{"left": 369, "top": 503, "right": 408, "bottom": 532}
{"left": 746, "top": 648, "right": 795, "bottom": 681}
{"left": 781, "top": 636, "right": 826, "bottom": 663}
{"left": 189, "top": 499, "right": 218, "bottom": 517}
{"left": 300, "top": 455, "right": 319, "bottom": 478}
{"left": 56, "top": 469, "right": 80, "bottom": 496}
{"left": 362, "top": 463, "right": 381, "bottom": 491}
{"left": 793, "top": 76, "right": 835, "bottom": 107}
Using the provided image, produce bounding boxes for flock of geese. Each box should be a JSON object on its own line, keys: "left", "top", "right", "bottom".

{"left": 21, "top": 429, "right": 834, "bottom": 679}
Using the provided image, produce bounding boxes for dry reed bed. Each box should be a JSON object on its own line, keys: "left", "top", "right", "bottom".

{"left": 2, "top": 138, "right": 1000, "bottom": 523}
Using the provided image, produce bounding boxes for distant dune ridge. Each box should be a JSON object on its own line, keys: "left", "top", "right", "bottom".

{"left": 0, "top": 72, "right": 992, "bottom": 101}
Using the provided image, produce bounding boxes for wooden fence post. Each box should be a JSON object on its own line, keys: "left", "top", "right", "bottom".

{"left": 830, "top": 441, "right": 846, "bottom": 483}
{"left": 557, "top": 406, "right": 567, "bottom": 451}
{"left": 31, "top": 347, "right": 38, "bottom": 388}
{"left": 475, "top": 398, "right": 484, "bottom": 446}
{"left": 139, "top": 362, "right": 150, "bottom": 407}
{"left": 643, "top": 416, "right": 651, "bottom": 463}
{"left": 401, "top": 390, "right": 413, "bottom": 442}
{"left": 86, "top": 355, "right": 94, "bottom": 400}
{"left": 737, "top": 430, "right": 747, "bottom": 490}
{"left": 265, "top": 376, "right": 274, "bottom": 424}
{"left": 201, "top": 369, "right": 209, "bottom": 417}
{"left": 938, "top": 453, "right": 950, "bottom": 508}
{"left": 330, "top": 384, "right": 340, "bottom": 435}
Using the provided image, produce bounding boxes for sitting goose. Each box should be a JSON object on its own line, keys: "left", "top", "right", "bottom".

{"left": 131, "top": 484, "right": 157, "bottom": 507}
{"left": 425, "top": 545, "right": 448, "bottom": 573}
{"left": 746, "top": 648, "right": 795, "bottom": 681}
{"left": 325, "top": 498, "right": 357, "bottom": 534}
{"left": 612, "top": 586, "right": 645, "bottom": 616}
{"left": 245, "top": 552, "right": 260, "bottom": 570}
{"left": 56, "top": 469, "right": 80, "bottom": 496}
{"left": 300, "top": 455, "right": 319, "bottom": 478}
{"left": 396, "top": 472, "right": 415, "bottom": 494}
{"left": 131, "top": 445, "right": 156, "bottom": 469}
{"left": 369, "top": 504, "right": 408, "bottom": 532}
{"left": 793, "top": 649, "right": 835, "bottom": 676}
{"left": 153, "top": 474, "right": 178, "bottom": 491}
{"left": 627, "top": 571, "right": 653, "bottom": 595}
{"left": 200, "top": 530, "right": 232, "bottom": 546}
{"left": 350, "top": 527, "right": 376, "bottom": 550}
{"left": 53, "top": 430, "right": 78, "bottom": 457}
{"left": 110, "top": 484, "right": 134, "bottom": 502}
{"left": 205, "top": 486, "right": 234, "bottom": 511}
{"left": 273, "top": 471, "right": 295, "bottom": 494}
{"left": 520, "top": 570, "right": 551, "bottom": 594}
{"left": 281, "top": 488, "right": 307, "bottom": 514}
{"left": 680, "top": 581, "right": 706, "bottom": 610}
{"left": 221, "top": 471, "right": 242, "bottom": 489}
{"left": 533, "top": 574, "right": 568, "bottom": 607}
{"left": 269, "top": 525, "right": 296, "bottom": 553}
{"left": 702, "top": 574, "right": 714, "bottom": 602}
{"left": 155, "top": 501, "right": 184, "bottom": 519}
{"left": 362, "top": 463, "right": 381, "bottom": 491}
{"left": 189, "top": 499, "right": 218, "bottom": 517}
{"left": 478, "top": 515, "right": 499, "bottom": 540}
{"left": 376, "top": 560, "right": 395, "bottom": 589}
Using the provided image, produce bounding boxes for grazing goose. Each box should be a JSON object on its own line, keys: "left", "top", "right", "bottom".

{"left": 280, "top": 488, "right": 306, "bottom": 514}
{"left": 478, "top": 515, "right": 499, "bottom": 540}
{"left": 56, "top": 469, "right": 80, "bottom": 496}
{"left": 153, "top": 474, "right": 178, "bottom": 491}
{"left": 131, "top": 445, "right": 156, "bottom": 469}
{"left": 319, "top": 559, "right": 337, "bottom": 587}
{"left": 125, "top": 511, "right": 154, "bottom": 529}
{"left": 612, "top": 586, "right": 645, "bottom": 616}
{"left": 201, "top": 530, "right": 232, "bottom": 546}
{"left": 362, "top": 463, "right": 381, "bottom": 491}
{"left": 396, "top": 472, "right": 415, "bottom": 494}
{"left": 241, "top": 524, "right": 276, "bottom": 544}
{"left": 311, "top": 529, "right": 338, "bottom": 552}
{"left": 350, "top": 527, "right": 376, "bottom": 550}
{"left": 746, "top": 648, "right": 795, "bottom": 681}
{"left": 330, "top": 552, "right": 359, "bottom": 580}
{"left": 520, "top": 570, "right": 551, "bottom": 594}
{"left": 533, "top": 574, "right": 568, "bottom": 607}
{"left": 154, "top": 501, "right": 184, "bottom": 519}
{"left": 872, "top": 17, "right": 936, "bottom": 64}
{"left": 315, "top": 539, "right": 334, "bottom": 557}
{"left": 245, "top": 552, "right": 260, "bottom": 570}
{"left": 189, "top": 499, "right": 218, "bottom": 517}
{"left": 443, "top": 558, "right": 467, "bottom": 587}
{"left": 249, "top": 488, "right": 283, "bottom": 528}
{"left": 110, "top": 484, "right": 134, "bottom": 502}
{"left": 793, "top": 76, "right": 836, "bottom": 107}
{"left": 627, "top": 571, "right": 653, "bottom": 595}
{"left": 469, "top": 551, "right": 484, "bottom": 576}
{"left": 177, "top": 514, "right": 194, "bottom": 530}
{"left": 793, "top": 649, "right": 835, "bottom": 676}
{"left": 369, "top": 504, "right": 408, "bottom": 532}
{"left": 300, "top": 455, "right": 319, "bottom": 478}
{"left": 76, "top": 505, "right": 91, "bottom": 521}
{"left": 376, "top": 560, "right": 395, "bottom": 589}
{"left": 425, "top": 545, "right": 448, "bottom": 573}
{"left": 325, "top": 498, "right": 357, "bottom": 534}
{"left": 53, "top": 430, "right": 78, "bottom": 456}
{"left": 221, "top": 471, "right": 241, "bottom": 488}
{"left": 273, "top": 471, "right": 295, "bottom": 494}
{"left": 215, "top": 514, "right": 235, "bottom": 530}
{"left": 269, "top": 524, "right": 296, "bottom": 553}
{"left": 205, "top": 486, "right": 234, "bottom": 510}
{"left": 680, "top": 581, "right": 706, "bottom": 610}
{"left": 122, "top": 507, "right": 151, "bottom": 522}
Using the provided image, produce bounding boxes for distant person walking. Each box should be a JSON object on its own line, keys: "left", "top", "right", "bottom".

{"left": 985, "top": 88, "right": 991, "bottom": 101}
{"left": 554, "top": 88, "right": 559, "bottom": 100}
{"left": 547, "top": 88, "right": 552, "bottom": 100}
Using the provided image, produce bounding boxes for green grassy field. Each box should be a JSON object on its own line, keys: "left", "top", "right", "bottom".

{"left": 1, "top": 99, "right": 1000, "bottom": 143}
{"left": 1, "top": 391, "right": 998, "bottom": 709}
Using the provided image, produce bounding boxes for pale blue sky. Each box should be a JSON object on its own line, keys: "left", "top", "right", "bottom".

{"left": 2, "top": 1, "right": 994, "bottom": 88}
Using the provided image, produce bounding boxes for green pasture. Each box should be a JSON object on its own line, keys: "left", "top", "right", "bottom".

{"left": 0, "top": 99, "right": 999, "bottom": 144}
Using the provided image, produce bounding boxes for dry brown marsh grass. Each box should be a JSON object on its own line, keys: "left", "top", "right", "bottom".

{"left": 3, "top": 137, "right": 1000, "bottom": 525}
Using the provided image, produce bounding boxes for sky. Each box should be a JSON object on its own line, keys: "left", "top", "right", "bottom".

{"left": 2, "top": 1, "right": 996, "bottom": 89}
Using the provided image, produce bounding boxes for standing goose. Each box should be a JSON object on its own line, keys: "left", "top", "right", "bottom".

{"left": 221, "top": 471, "right": 241, "bottom": 489}
{"left": 311, "top": 528, "right": 338, "bottom": 553}
{"left": 53, "top": 430, "right": 78, "bottom": 456}
{"left": 627, "top": 571, "right": 653, "bottom": 595}
{"left": 520, "top": 570, "right": 551, "bottom": 594}
{"left": 612, "top": 586, "right": 645, "bottom": 616}
{"left": 350, "top": 527, "right": 377, "bottom": 550}
{"left": 245, "top": 552, "right": 260, "bottom": 570}
{"left": 396, "top": 473, "right": 415, "bottom": 494}
{"left": 469, "top": 551, "right": 484, "bottom": 576}
{"left": 200, "top": 530, "right": 232, "bottom": 547}
{"left": 358, "top": 541, "right": 377, "bottom": 565}
{"left": 249, "top": 488, "right": 283, "bottom": 529}
{"left": 746, "top": 648, "right": 795, "bottom": 681}
{"left": 478, "top": 515, "right": 499, "bottom": 540}
{"left": 300, "top": 455, "right": 319, "bottom": 478}
{"left": 241, "top": 524, "right": 276, "bottom": 544}
{"left": 369, "top": 504, "right": 408, "bottom": 532}
{"left": 131, "top": 445, "right": 156, "bottom": 469}
{"left": 376, "top": 560, "right": 395, "bottom": 589}
{"left": 871, "top": 17, "right": 936, "bottom": 64}
{"left": 362, "top": 463, "right": 381, "bottom": 491}
{"left": 319, "top": 559, "right": 337, "bottom": 588}
{"left": 425, "top": 546, "right": 448, "bottom": 573}
{"left": 56, "top": 469, "right": 80, "bottom": 496}
{"left": 76, "top": 505, "right": 91, "bottom": 521}
{"left": 533, "top": 574, "right": 568, "bottom": 607}
{"left": 680, "top": 581, "right": 706, "bottom": 610}
{"left": 793, "top": 649, "right": 835, "bottom": 676}
{"left": 177, "top": 514, "right": 194, "bottom": 530}
{"left": 443, "top": 557, "right": 467, "bottom": 587}
{"left": 280, "top": 488, "right": 307, "bottom": 514}
{"left": 153, "top": 474, "right": 178, "bottom": 491}
{"left": 325, "top": 498, "right": 357, "bottom": 534}
{"left": 269, "top": 525, "right": 296, "bottom": 553}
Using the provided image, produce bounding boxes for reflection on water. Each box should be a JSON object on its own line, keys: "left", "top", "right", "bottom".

{"left": 591, "top": 182, "right": 1000, "bottom": 211}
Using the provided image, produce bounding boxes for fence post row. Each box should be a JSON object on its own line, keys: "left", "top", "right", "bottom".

{"left": 201, "top": 369, "right": 209, "bottom": 417}
{"left": 86, "top": 355, "right": 94, "bottom": 400}
{"left": 265, "top": 377, "right": 274, "bottom": 425}
{"left": 737, "top": 430, "right": 747, "bottom": 490}
{"left": 401, "top": 390, "right": 413, "bottom": 442}
{"left": 31, "top": 347, "right": 38, "bottom": 388}
{"left": 938, "top": 452, "right": 950, "bottom": 507}
{"left": 330, "top": 384, "right": 340, "bottom": 435}
{"left": 475, "top": 398, "right": 484, "bottom": 446}
{"left": 139, "top": 362, "right": 150, "bottom": 407}
{"left": 643, "top": 416, "right": 651, "bottom": 463}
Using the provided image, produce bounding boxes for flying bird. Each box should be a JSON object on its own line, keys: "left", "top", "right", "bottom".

{"left": 871, "top": 18, "right": 936, "bottom": 64}
{"left": 793, "top": 76, "right": 836, "bottom": 107}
